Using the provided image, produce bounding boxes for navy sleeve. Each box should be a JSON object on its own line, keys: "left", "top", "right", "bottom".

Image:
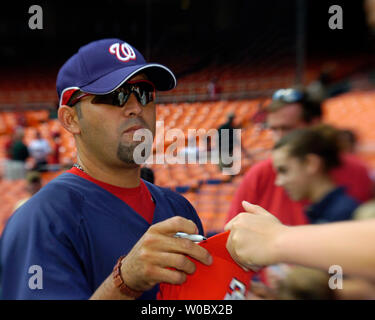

{"left": 0, "top": 184, "right": 92, "bottom": 299}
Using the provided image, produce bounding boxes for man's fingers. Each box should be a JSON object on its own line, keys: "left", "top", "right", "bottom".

{"left": 148, "top": 217, "right": 213, "bottom": 265}
{"left": 152, "top": 235, "right": 212, "bottom": 266}
{"left": 156, "top": 266, "right": 188, "bottom": 285}
{"left": 170, "top": 237, "right": 212, "bottom": 266}
{"left": 159, "top": 252, "right": 196, "bottom": 274}
{"left": 150, "top": 216, "right": 199, "bottom": 236}
{"left": 140, "top": 232, "right": 212, "bottom": 267}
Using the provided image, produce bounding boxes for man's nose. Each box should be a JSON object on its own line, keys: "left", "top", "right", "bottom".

{"left": 122, "top": 93, "right": 143, "bottom": 117}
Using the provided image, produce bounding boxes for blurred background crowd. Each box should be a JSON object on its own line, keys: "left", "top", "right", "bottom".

{"left": 1, "top": 0, "right": 375, "bottom": 299}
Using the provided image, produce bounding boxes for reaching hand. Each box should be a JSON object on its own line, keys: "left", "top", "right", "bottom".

{"left": 225, "top": 201, "right": 288, "bottom": 270}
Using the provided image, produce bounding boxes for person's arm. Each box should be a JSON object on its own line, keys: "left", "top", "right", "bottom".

{"left": 225, "top": 201, "right": 375, "bottom": 281}
{"left": 90, "top": 216, "right": 212, "bottom": 299}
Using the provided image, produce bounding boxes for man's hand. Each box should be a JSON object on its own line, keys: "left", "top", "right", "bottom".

{"left": 120, "top": 216, "right": 212, "bottom": 292}
{"left": 224, "top": 201, "right": 288, "bottom": 270}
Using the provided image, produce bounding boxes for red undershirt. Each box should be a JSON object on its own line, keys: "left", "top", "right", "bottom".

{"left": 67, "top": 167, "right": 155, "bottom": 224}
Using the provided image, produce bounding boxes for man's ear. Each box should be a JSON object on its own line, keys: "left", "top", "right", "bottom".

{"left": 305, "top": 153, "right": 323, "bottom": 175}
{"left": 58, "top": 105, "right": 81, "bottom": 135}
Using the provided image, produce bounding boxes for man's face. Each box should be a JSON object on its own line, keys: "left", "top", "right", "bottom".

{"left": 76, "top": 73, "right": 156, "bottom": 167}
{"left": 272, "top": 146, "right": 310, "bottom": 201}
{"left": 267, "top": 104, "right": 307, "bottom": 143}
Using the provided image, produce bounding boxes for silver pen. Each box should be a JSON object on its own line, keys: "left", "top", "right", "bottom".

{"left": 174, "top": 232, "right": 207, "bottom": 243}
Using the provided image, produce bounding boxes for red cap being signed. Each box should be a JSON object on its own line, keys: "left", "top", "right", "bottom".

{"left": 157, "top": 231, "right": 255, "bottom": 300}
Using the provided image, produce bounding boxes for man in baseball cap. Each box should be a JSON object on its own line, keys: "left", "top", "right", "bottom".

{"left": 57, "top": 38, "right": 176, "bottom": 107}
{"left": 0, "top": 39, "right": 212, "bottom": 300}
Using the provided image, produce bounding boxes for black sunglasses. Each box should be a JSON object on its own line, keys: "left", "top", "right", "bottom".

{"left": 68, "top": 79, "right": 156, "bottom": 107}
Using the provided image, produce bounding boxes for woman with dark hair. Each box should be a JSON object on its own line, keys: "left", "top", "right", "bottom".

{"left": 272, "top": 124, "right": 358, "bottom": 223}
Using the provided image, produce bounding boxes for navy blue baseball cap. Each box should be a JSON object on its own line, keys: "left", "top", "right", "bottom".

{"left": 57, "top": 38, "right": 177, "bottom": 107}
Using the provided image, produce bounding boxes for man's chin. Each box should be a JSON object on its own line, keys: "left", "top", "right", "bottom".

{"left": 117, "top": 143, "right": 151, "bottom": 166}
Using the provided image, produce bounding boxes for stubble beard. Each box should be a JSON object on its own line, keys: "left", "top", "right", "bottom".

{"left": 116, "top": 139, "right": 152, "bottom": 165}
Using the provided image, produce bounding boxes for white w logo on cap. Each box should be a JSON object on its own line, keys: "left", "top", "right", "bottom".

{"left": 109, "top": 42, "right": 136, "bottom": 62}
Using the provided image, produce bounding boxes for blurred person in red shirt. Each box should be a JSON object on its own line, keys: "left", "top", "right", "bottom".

{"left": 226, "top": 88, "right": 373, "bottom": 226}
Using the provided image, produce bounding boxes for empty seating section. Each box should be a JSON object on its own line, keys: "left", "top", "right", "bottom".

{"left": 0, "top": 90, "right": 375, "bottom": 235}
{"left": 0, "top": 61, "right": 328, "bottom": 106}
{"left": 0, "top": 56, "right": 368, "bottom": 107}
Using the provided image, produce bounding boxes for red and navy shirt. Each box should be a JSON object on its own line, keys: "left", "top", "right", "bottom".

{"left": 0, "top": 169, "right": 203, "bottom": 299}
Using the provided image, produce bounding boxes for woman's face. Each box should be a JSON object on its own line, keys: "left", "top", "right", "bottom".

{"left": 272, "top": 146, "right": 311, "bottom": 201}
